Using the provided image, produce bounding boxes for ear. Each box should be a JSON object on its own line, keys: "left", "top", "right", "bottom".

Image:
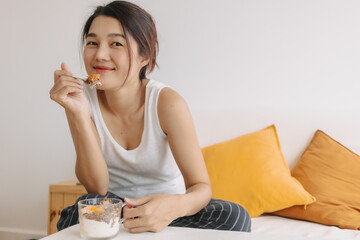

{"left": 139, "top": 55, "right": 150, "bottom": 68}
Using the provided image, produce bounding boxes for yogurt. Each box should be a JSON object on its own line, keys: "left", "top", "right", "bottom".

{"left": 78, "top": 198, "right": 122, "bottom": 240}
{"left": 80, "top": 216, "right": 120, "bottom": 239}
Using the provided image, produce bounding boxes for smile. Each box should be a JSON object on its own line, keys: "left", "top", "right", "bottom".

{"left": 94, "top": 66, "right": 115, "bottom": 73}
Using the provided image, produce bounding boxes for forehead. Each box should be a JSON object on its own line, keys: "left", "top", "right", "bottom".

{"left": 88, "top": 15, "right": 124, "bottom": 35}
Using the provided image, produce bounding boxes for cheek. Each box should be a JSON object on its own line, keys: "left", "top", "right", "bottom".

{"left": 83, "top": 50, "right": 93, "bottom": 68}
{"left": 116, "top": 51, "right": 130, "bottom": 64}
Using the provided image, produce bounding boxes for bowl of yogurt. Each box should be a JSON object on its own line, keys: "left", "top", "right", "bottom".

{"left": 78, "top": 198, "right": 123, "bottom": 239}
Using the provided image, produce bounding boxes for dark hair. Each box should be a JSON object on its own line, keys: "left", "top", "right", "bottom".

{"left": 82, "top": 1, "right": 158, "bottom": 80}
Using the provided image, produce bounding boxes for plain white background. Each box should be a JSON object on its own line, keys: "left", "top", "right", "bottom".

{"left": 1, "top": 0, "right": 360, "bottom": 235}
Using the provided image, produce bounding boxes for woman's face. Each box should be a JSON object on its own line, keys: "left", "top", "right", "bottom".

{"left": 83, "top": 15, "right": 147, "bottom": 89}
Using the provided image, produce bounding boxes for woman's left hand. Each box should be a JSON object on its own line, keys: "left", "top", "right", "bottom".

{"left": 123, "top": 194, "right": 183, "bottom": 233}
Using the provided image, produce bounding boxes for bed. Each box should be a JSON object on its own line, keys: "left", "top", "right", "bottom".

{"left": 41, "top": 214, "right": 360, "bottom": 240}
{"left": 42, "top": 110, "right": 360, "bottom": 239}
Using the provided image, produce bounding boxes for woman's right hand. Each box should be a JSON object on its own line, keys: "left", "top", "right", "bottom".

{"left": 50, "top": 62, "right": 90, "bottom": 116}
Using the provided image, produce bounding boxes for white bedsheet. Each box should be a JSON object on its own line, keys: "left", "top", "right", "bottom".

{"left": 252, "top": 215, "right": 360, "bottom": 239}
{"left": 41, "top": 215, "right": 360, "bottom": 240}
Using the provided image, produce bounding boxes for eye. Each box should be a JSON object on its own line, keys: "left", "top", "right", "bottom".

{"left": 86, "top": 41, "right": 98, "bottom": 46}
{"left": 112, "top": 42, "right": 123, "bottom": 46}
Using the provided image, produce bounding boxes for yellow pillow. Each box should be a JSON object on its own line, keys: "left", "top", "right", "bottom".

{"left": 202, "top": 125, "right": 315, "bottom": 217}
{"left": 274, "top": 130, "right": 360, "bottom": 230}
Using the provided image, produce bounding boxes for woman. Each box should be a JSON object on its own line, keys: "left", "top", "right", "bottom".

{"left": 50, "top": 0, "right": 251, "bottom": 233}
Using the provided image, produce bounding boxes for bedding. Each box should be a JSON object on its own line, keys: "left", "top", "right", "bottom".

{"left": 41, "top": 215, "right": 360, "bottom": 240}
{"left": 274, "top": 130, "right": 360, "bottom": 230}
{"left": 42, "top": 111, "right": 360, "bottom": 239}
{"left": 202, "top": 125, "right": 315, "bottom": 217}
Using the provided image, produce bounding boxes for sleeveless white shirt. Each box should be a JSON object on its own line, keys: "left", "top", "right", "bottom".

{"left": 83, "top": 79, "right": 186, "bottom": 198}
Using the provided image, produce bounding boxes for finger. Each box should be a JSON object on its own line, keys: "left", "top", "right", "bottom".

{"left": 50, "top": 86, "right": 83, "bottom": 101}
{"left": 53, "top": 77, "right": 83, "bottom": 91}
{"left": 124, "top": 217, "right": 159, "bottom": 233}
{"left": 123, "top": 206, "right": 141, "bottom": 219}
{"left": 125, "top": 196, "right": 151, "bottom": 207}
{"left": 128, "top": 225, "right": 163, "bottom": 233}
{"left": 57, "top": 76, "right": 83, "bottom": 87}
{"left": 54, "top": 70, "right": 75, "bottom": 84}
{"left": 50, "top": 79, "right": 83, "bottom": 94}
{"left": 52, "top": 84, "right": 83, "bottom": 97}
{"left": 128, "top": 226, "right": 149, "bottom": 233}
{"left": 55, "top": 69, "right": 75, "bottom": 78}
{"left": 61, "top": 62, "right": 73, "bottom": 75}
{"left": 123, "top": 217, "right": 146, "bottom": 229}
{"left": 53, "top": 62, "right": 73, "bottom": 82}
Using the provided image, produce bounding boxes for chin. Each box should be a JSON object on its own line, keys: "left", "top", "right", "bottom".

{"left": 95, "top": 85, "right": 104, "bottom": 90}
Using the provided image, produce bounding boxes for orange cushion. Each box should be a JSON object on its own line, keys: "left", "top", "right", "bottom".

{"left": 274, "top": 130, "right": 360, "bottom": 230}
{"left": 202, "top": 125, "right": 315, "bottom": 217}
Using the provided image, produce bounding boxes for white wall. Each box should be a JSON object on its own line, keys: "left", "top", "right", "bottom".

{"left": 1, "top": 0, "right": 360, "bottom": 235}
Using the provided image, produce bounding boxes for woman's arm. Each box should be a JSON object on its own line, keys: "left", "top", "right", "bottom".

{"left": 123, "top": 87, "right": 211, "bottom": 232}
{"left": 158, "top": 87, "right": 212, "bottom": 215}
{"left": 66, "top": 110, "right": 109, "bottom": 195}
{"left": 50, "top": 62, "right": 109, "bottom": 195}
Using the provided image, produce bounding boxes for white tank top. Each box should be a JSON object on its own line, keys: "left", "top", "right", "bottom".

{"left": 84, "top": 79, "right": 186, "bottom": 198}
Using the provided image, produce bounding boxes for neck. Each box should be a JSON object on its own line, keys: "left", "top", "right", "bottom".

{"left": 98, "top": 78, "right": 148, "bottom": 116}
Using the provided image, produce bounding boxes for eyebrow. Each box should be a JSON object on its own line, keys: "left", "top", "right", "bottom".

{"left": 86, "top": 33, "right": 125, "bottom": 38}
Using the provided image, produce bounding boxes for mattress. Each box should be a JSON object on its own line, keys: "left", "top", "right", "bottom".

{"left": 41, "top": 215, "right": 360, "bottom": 240}
{"left": 252, "top": 215, "right": 360, "bottom": 239}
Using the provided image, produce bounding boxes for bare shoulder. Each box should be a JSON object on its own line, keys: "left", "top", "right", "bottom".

{"left": 158, "top": 87, "right": 187, "bottom": 109}
{"left": 157, "top": 87, "right": 191, "bottom": 134}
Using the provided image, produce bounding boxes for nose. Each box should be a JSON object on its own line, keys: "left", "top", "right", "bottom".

{"left": 95, "top": 44, "right": 111, "bottom": 62}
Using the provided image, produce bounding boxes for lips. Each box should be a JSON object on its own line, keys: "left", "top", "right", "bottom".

{"left": 94, "top": 65, "right": 115, "bottom": 73}
{"left": 94, "top": 65, "right": 114, "bottom": 70}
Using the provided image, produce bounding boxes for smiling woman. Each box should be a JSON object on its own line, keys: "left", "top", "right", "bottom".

{"left": 49, "top": 0, "right": 251, "bottom": 235}
{"left": 82, "top": 15, "right": 149, "bottom": 90}
{"left": 81, "top": 1, "right": 158, "bottom": 82}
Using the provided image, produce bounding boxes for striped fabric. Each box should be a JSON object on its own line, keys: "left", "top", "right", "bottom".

{"left": 170, "top": 198, "right": 251, "bottom": 231}
{"left": 57, "top": 193, "right": 251, "bottom": 232}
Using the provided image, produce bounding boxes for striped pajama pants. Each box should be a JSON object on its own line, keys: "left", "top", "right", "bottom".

{"left": 57, "top": 192, "right": 251, "bottom": 232}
